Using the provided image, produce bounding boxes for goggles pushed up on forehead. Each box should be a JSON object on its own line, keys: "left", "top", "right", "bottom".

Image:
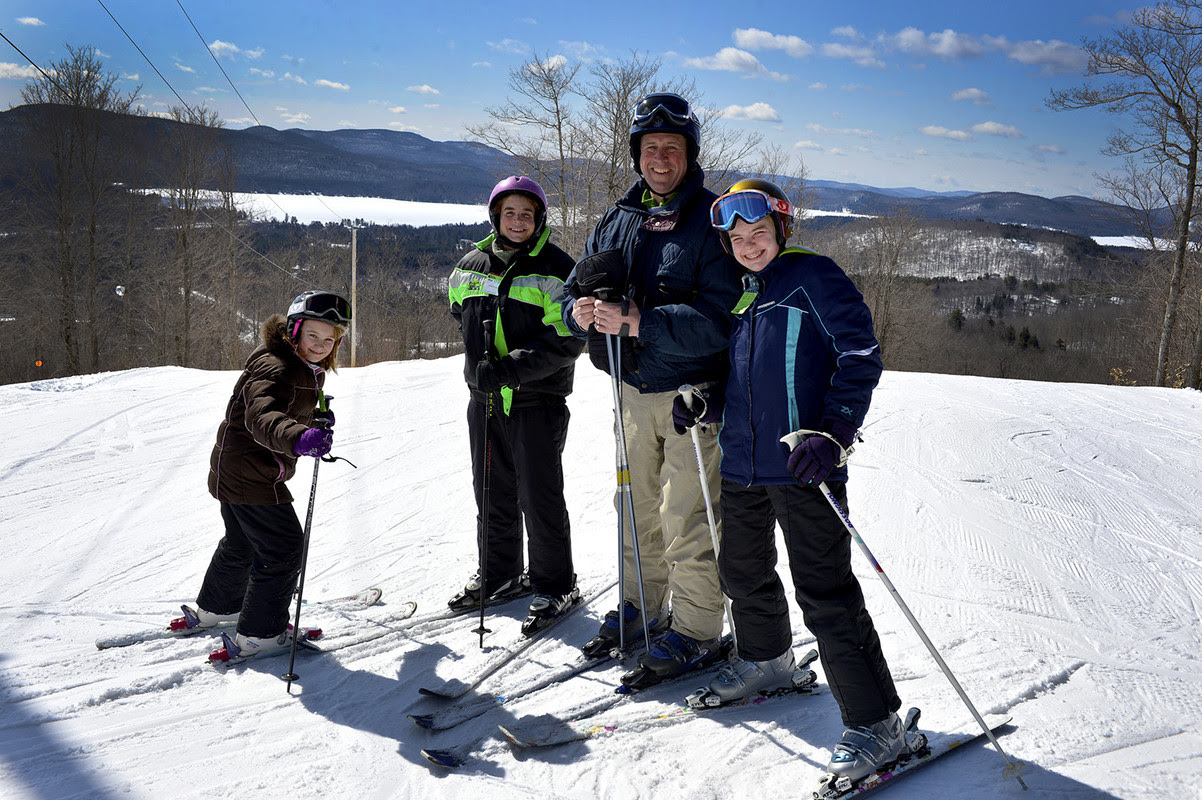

{"left": 632, "top": 93, "right": 695, "bottom": 127}
{"left": 290, "top": 292, "right": 352, "bottom": 324}
{"left": 710, "top": 189, "right": 794, "bottom": 231}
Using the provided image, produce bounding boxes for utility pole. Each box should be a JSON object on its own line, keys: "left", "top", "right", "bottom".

{"left": 349, "top": 225, "right": 358, "bottom": 367}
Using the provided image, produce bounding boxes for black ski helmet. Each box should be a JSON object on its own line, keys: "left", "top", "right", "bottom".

{"left": 286, "top": 290, "right": 351, "bottom": 341}
{"left": 629, "top": 92, "right": 701, "bottom": 174}
{"left": 488, "top": 176, "right": 548, "bottom": 248}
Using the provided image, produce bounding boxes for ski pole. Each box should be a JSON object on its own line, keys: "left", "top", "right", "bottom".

{"left": 678, "top": 385, "right": 736, "bottom": 653}
{"left": 474, "top": 318, "right": 496, "bottom": 649}
{"left": 780, "top": 430, "right": 1028, "bottom": 790}
{"left": 283, "top": 393, "right": 333, "bottom": 692}
{"left": 607, "top": 332, "right": 652, "bottom": 655}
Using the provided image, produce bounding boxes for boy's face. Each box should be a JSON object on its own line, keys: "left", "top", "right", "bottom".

{"left": 497, "top": 194, "right": 537, "bottom": 244}
{"left": 727, "top": 217, "right": 780, "bottom": 272}
{"left": 296, "top": 319, "right": 339, "bottom": 363}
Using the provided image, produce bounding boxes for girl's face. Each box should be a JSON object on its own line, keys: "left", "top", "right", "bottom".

{"left": 727, "top": 217, "right": 780, "bottom": 272}
{"left": 497, "top": 194, "right": 537, "bottom": 244}
{"left": 296, "top": 319, "right": 339, "bottom": 363}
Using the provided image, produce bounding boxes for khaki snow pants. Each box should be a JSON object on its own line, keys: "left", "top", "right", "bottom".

{"left": 613, "top": 388, "right": 725, "bottom": 642}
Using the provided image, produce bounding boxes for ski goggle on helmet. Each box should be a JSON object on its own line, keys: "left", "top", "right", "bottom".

{"left": 710, "top": 189, "right": 794, "bottom": 232}
{"left": 287, "top": 290, "right": 352, "bottom": 325}
{"left": 632, "top": 93, "right": 696, "bottom": 127}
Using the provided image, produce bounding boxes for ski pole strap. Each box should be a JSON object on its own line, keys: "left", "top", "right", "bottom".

{"left": 779, "top": 428, "right": 853, "bottom": 468}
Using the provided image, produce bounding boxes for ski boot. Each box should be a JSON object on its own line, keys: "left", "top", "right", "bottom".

{"left": 208, "top": 626, "right": 321, "bottom": 664}
{"left": 447, "top": 571, "right": 532, "bottom": 614}
{"left": 685, "top": 648, "right": 819, "bottom": 709}
{"left": 619, "top": 629, "right": 730, "bottom": 692}
{"left": 169, "top": 605, "right": 239, "bottom": 634}
{"left": 520, "top": 583, "right": 582, "bottom": 637}
{"left": 814, "top": 707, "right": 928, "bottom": 799}
{"left": 580, "top": 601, "right": 669, "bottom": 659}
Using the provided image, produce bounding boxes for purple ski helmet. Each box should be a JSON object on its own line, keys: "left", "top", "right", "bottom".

{"left": 488, "top": 176, "right": 548, "bottom": 246}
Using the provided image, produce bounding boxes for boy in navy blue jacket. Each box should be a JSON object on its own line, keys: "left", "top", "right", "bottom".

{"left": 675, "top": 180, "right": 921, "bottom": 791}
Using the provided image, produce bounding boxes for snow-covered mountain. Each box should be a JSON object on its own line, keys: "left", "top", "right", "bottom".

{"left": 1, "top": 357, "right": 1199, "bottom": 799}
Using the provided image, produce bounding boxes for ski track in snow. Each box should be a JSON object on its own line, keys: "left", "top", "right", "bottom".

{"left": 1, "top": 360, "right": 1200, "bottom": 799}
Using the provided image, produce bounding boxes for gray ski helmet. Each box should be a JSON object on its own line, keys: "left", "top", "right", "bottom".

{"left": 286, "top": 290, "right": 351, "bottom": 340}
{"left": 488, "top": 176, "right": 547, "bottom": 246}
{"left": 629, "top": 92, "right": 701, "bottom": 174}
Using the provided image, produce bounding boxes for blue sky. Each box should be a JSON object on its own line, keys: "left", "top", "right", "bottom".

{"left": 1, "top": 1, "right": 1139, "bottom": 197}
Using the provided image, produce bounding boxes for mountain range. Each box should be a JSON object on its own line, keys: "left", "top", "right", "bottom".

{"left": 0, "top": 104, "right": 1155, "bottom": 236}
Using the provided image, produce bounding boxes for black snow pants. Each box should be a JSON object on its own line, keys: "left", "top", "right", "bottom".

{"left": 718, "top": 479, "right": 900, "bottom": 728}
{"left": 467, "top": 394, "right": 574, "bottom": 596}
{"left": 196, "top": 500, "right": 305, "bottom": 638}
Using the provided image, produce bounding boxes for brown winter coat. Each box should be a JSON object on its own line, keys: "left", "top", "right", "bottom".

{"left": 207, "top": 314, "right": 324, "bottom": 505}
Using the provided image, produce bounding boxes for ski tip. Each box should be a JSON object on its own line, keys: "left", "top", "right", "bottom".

{"left": 421, "top": 748, "right": 466, "bottom": 768}
{"left": 409, "top": 713, "right": 435, "bottom": 729}
{"left": 356, "top": 587, "right": 384, "bottom": 607}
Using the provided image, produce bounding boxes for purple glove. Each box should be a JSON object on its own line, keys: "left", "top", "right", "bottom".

{"left": 787, "top": 436, "right": 839, "bottom": 485}
{"left": 293, "top": 427, "right": 333, "bottom": 458}
{"left": 672, "top": 387, "right": 724, "bottom": 435}
{"left": 786, "top": 418, "right": 858, "bottom": 485}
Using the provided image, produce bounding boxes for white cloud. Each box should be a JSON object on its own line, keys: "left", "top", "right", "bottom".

{"left": 407, "top": 84, "right": 440, "bottom": 95}
{"left": 831, "top": 26, "right": 858, "bottom": 39}
{"left": 487, "top": 39, "right": 530, "bottom": 55}
{"left": 972, "top": 121, "right": 1025, "bottom": 138}
{"left": 531, "top": 54, "right": 568, "bottom": 72}
{"left": 209, "top": 41, "right": 264, "bottom": 60}
{"left": 283, "top": 73, "right": 307, "bottom": 85}
{"left": 388, "top": 105, "right": 407, "bottom": 114}
{"left": 684, "top": 47, "right": 788, "bottom": 80}
{"left": 280, "top": 111, "right": 311, "bottom": 125}
{"left": 249, "top": 68, "right": 275, "bottom": 79}
{"left": 17, "top": 16, "right": 44, "bottom": 25}
{"left": 952, "top": 87, "right": 990, "bottom": 105}
{"left": 821, "top": 42, "right": 884, "bottom": 69}
{"left": 809, "top": 82, "right": 828, "bottom": 90}
{"left": 0, "top": 62, "right": 40, "bottom": 79}
{"left": 472, "top": 61, "right": 492, "bottom": 68}
{"left": 722, "top": 102, "right": 781, "bottom": 122}
{"left": 559, "top": 40, "right": 599, "bottom": 60}
{"left": 175, "top": 63, "right": 196, "bottom": 74}
{"left": 338, "top": 120, "right": 358, "bottom": 128}
{"left": 921, "top": 125, "right": 972, "bottom": 141}
{"left": 389, "top": 121, "right": 422, "bottom": 132}
{"left": 993, "top": 37, "right": 1087, "bottom": 74}
{"left": 316, "top": 79, "right": 350, "bottom": 91}
{"left": 807, "top": 123, "right": 876, "bottom": 137}
{"left": 793, "top": 140, "right": 824, "bottom": 150}
{"left": 887, "top": 27, "right": 982, "bottom": 60}
{"left": 733, "top": 28, "right": 813, "bottom": 59}
{"left": 1036, "top": 143, "right": 1066, "bottom": 155}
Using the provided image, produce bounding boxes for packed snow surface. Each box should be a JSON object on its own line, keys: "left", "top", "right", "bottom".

{"left": 1, "top": 358, "right": 1200, "bottom": 799}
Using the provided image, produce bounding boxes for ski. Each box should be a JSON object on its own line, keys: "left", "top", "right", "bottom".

{"left": 95, "top": 587, "right": 385, "bottom": 649}
{"left": 812, "top": 715, "right": 1013, "bottom": 799}
{"left": 498, "top": 649, "right": 821, "bottom": 748}
{"left": 418, "top": 639, "right": 759, "bottom": 769}
{"left": 409, "top": 650, "right": 615, "bottom": 730}
{"left": 417, "top": 577, "right": 615, "bottom": 701}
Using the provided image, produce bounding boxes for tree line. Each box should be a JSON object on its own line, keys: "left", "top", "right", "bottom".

{"left": 2, "top": 36, "right": 1197, "bottom": 390}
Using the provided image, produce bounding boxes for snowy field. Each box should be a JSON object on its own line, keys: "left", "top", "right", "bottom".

{"left": 1, "top": 357, "right": 1200, "bottom": 799}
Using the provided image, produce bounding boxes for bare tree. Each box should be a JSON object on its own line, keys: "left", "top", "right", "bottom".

{"left": 19, "top": 45, "right": 140, "bottom": 374}
{"left": 1048, "top": 0, "right": 1202, "bottom": 386}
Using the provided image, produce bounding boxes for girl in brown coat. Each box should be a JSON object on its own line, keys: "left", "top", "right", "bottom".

{"left": 178, "top": 291, "right": 351, "bottom": 661}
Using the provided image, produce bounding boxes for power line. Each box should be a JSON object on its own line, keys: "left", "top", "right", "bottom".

{"left": 0, "top": 31, "right": 69, "bottom": 96}
{"left": 95, "top": 0, "right": 192, "bottom": 112}
{"left": 174, "top": 0, "right": 261, "bottom": 127}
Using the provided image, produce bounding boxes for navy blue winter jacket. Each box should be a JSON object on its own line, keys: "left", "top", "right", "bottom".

{"left": 719, "top": 247, "right": 883, "bottom": 486}
{"left": 563, "top": 168, "right": 742, "bottom": 393}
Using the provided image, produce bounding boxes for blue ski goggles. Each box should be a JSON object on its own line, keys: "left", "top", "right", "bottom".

{"left": 632, "top": 93, "right": 696, "bottom": 127}
{"left": 710, "top": 189, "right": 794, "bottom": 231}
